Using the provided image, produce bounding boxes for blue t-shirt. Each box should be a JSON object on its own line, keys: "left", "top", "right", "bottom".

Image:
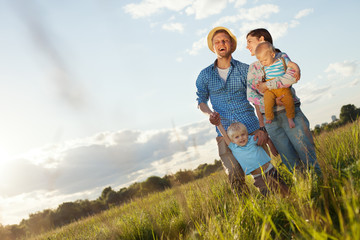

{"left": 228, "top": 137, "right": 271, "bottom": 175}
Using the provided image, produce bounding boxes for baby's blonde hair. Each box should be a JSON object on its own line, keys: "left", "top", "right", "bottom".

{"left": 255, "top": 41, "right": 275, "bottom": 55}
{"left": 227, "top": 122, "right": 248, "bottom": 141}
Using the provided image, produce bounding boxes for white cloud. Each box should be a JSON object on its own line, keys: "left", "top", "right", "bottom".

{"left": 213, "top": 4, "right": 279, "bottom": 26}
{"left": 196, "top": 28, "right": 208, "bottom": 36}
{"left": 294, "top": 8, "right": 314, "bottom": 19}
{"left": 162, "top": 22, "right": 184, "bottom": 33}
{"left": 325, "top": 61, "right": 358, "bottom": 77}
{"left": 233, "top": 0, "right": 247, "bottom": 8}
{"left": 295, "top": 82, "right": 332, "bottom": 104}
{"left": 350, "top": 78, "right": 360, "bottom": 86}
{"left": 186, "top": 0, "right": 228, "bottom": 19}
{"left": 237, "top": 21, "right": 291, "bottom": 49}
{"left": 238, "top": 4, "right": 279, "bottom": 21}
{"left": 123, "top": 0, "right": 193, "bottom": 19}
{"left": 123, "top": 0, "right": 230, "bottom": 20}
{"left": 0, "top": 120, "right": 217, "bottom": 225}
{"left": 186, "top": 36, "right": 207, "bottom": 55}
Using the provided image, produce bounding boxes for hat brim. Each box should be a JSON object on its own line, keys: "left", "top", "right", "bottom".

{"left": 207, "top": 26, "right": 237, "bottom": 53}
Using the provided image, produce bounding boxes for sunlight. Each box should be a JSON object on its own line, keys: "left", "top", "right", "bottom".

{"left": 0, "top": 147, "right": 11, "bottom": 164}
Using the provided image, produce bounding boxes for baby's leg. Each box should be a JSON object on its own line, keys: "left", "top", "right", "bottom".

{"left": 280, "top": 90, "right": 296, "bottom": 128}
{"left": 288, "top": 118, "right": 295, "bottom": 128}
{"left": 264, "top": 91, "right": 277, "bottom": 124}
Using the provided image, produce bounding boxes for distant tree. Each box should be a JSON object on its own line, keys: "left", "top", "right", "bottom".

{"left": 100, "top": 186, "right": 113, "bottom": 201}
{"left": 0, "top": 224, "right": 12, "bottom": 240}
{"left": 140, "top": 176, "right": 170, "bottom": 195}
{"left": 340, "top": 104, "right": 359, "bottom": 123}
{"left": 174, "top": 170, "right": 195, "bottom": 184}
{"left": 24, "top": 209, "right": 54, "bottom": 235}
{"left": 54, "top": 202, "right": 82, "bottom": 226}
{"left": 313, "top": 125, "right": 322, "bottom": 135}
{"left": 89, "top": 199, "right": 107, "bottom": 214}
{"left": 6, "top": 225, "right": 25, "bottom": 240}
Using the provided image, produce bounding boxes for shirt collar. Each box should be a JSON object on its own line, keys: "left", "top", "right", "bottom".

{"left": 212, "top": 57, "right": 235, "bottom": 70}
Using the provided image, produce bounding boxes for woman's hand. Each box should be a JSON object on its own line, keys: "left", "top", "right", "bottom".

{"left": 276, "top": 95, "right": 284, "bottom": 106}
{"left": 288, "top": 61, "right": 301, "bottom": 81}
{"left": 256, "top": 82, "right": 268, "bottom": 93}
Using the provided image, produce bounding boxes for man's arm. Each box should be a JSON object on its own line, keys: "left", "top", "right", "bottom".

{"left": 198, "top": 102, "right": 221, "bottom": 126}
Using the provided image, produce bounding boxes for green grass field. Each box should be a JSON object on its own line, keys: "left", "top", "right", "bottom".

{"left": 31, "top": 121, "right": 360, "bottom": 240}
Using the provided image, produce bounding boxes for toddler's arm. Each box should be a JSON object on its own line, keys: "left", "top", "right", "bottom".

{"left": 217, "top": 123, "right": 231, "bottom": 146}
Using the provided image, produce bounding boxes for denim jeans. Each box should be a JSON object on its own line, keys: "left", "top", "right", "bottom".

{"left": 265, "top": 106, "right": 320, "bottom": 172}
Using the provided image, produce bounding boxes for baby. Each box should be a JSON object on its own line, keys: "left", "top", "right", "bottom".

{"left": 255, "top": 41, "right": 298, "bottom": 128}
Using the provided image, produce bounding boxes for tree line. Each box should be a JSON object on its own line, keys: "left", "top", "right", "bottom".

{"left": 312, "top": 104, "right": 360, "bottom": 135}
{"left": 0, "top": 160, "right": 223, "bottom": 240}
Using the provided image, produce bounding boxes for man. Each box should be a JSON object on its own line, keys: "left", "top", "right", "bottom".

{"left": 195, "top": 26, "right": 268, "bottom": 195}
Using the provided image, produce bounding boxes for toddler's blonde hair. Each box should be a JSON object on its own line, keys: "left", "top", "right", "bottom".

{"left": 227, "top": 122, "right": 248, "bottom": 141}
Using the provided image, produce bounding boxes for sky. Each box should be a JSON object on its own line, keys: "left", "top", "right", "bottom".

{"left": 0, "top": 0, "right": 360, "bottom": 225}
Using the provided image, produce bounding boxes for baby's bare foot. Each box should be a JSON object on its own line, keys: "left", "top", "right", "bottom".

{"left": 288, "top": 118, "right": 295, "bottom": 128}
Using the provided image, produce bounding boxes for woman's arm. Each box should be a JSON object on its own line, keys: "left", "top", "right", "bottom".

{"left": 254, "top": 105, "right": 265, "bottom": 127}
{"left": 287, "top": 61, "right": 301, "bottom": 81}
{"left": 247, "top": 62, "right": 265, "bottom": 107}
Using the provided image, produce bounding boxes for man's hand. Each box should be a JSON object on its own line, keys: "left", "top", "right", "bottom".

{"left": 253, "top": 129, "right": 268, "bottom": 146}
{"left": 209, "top": 112, "right": 221, "bottom": 126}
{"left": 256, "top": 82, "right": 268, "bottom": 93}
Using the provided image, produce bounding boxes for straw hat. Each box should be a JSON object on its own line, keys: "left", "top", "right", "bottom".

{"left": 207, "top": 26, "right": 237, "bottom": 53}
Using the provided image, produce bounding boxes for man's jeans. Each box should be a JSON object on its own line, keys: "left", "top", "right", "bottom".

{"left": 217, "top": 137, "right": 249, "bottom": 195}
{"left": 265, "top": 106, "right": 320, "bottom": 172}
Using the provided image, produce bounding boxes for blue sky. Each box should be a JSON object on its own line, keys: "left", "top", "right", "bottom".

{"left": 0, "top": 0, "right": 360, "bottom": 225}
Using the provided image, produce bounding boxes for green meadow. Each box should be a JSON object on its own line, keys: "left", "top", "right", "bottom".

{"left": 26, "top": 120, "right": 360, "bottom": 240}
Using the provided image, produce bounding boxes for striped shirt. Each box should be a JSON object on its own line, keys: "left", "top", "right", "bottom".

{"left": 264, "top": 57, "right": 290, "bottom": 79}
{"left": 196, "top": 58, "right": 259, "bottom": 136}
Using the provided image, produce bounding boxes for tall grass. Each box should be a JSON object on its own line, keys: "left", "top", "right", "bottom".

{"left": 31, "top": 121, "right": 360, "bottom": 240}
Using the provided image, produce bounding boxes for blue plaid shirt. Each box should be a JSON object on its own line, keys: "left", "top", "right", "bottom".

{"left": 196, "top": 58, "right": 259, "bottom": 136}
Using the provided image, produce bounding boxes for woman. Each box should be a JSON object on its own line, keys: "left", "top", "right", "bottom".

{"left": 246, "top": 28, "right": 320, "bottom": 173}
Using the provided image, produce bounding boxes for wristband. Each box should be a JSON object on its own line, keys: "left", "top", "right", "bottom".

{"left": 259, "top": 126, "right": 267, "bottom": 132}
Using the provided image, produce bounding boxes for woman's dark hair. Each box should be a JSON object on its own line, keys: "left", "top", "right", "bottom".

{"left": 247, "top": 28, "right": 281, "bottom": 52}
{"left": 246, "top": 28, "right": 273, "bottom": 44}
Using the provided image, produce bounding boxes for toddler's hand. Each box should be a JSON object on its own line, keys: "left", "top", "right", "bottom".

{"left": 209, "top": 112, "right": 221, "bottom": 126}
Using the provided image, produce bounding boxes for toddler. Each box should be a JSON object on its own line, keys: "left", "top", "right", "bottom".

{"left": 218, "top": 122, "right": 289, "bottom": 196}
